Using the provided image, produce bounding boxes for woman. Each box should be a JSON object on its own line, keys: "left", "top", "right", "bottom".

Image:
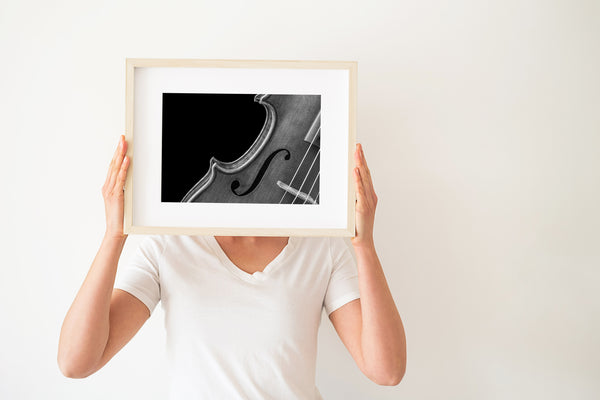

{"left": 58, "top": 135, "right": 406, "bottom": 398}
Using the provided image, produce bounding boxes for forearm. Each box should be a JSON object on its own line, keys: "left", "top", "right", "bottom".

{"left": 355, "top": 243, "right": 406, "bottom": 383}
{"left": 58, "top": 233, "right": 127, "bottom": 377}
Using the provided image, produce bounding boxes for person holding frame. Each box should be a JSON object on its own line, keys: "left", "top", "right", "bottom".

{"left": 57, "top": 134, "right": 406, "bottom": 398}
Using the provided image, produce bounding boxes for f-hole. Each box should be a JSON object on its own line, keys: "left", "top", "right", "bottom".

{"left": 231, "top": 149, "right": 291, "bottom": 196}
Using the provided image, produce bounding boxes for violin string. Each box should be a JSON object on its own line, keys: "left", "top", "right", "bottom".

{"left": 278, "top": 125, "right": 320, "bottom": 204}
{"left": 303, "top": 171, "right": 319, "bottom": 205}
{"left": 279, "top": 128, "right": 319, "bottom": 204}
{"left": 303, "top": 171, "right": 320, "bottom": 204}
{"left": 291, "top": 148, "right": 320, "bottom": 204}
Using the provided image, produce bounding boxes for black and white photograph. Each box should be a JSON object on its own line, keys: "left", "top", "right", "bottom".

{"left": 161, "top": 93, "right": 321, "bottom": 205}
{"left": 124, "top": 59, "right": 355, "bottom": 236}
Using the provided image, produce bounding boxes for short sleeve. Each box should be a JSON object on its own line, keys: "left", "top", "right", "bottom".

{"left": 323, "top": 237, "right": 361, "bottom": 316}
{"left": 114, "top": 235, "right": 165, "bottom": 316}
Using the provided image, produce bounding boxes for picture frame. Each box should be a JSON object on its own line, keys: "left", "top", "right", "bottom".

{"left": 124, "top": 58, "right": 357, "bottom": 236}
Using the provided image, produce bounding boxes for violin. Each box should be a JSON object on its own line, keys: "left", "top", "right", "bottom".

{"left": 181, "top": 94, "right": 321, "bottom": 204}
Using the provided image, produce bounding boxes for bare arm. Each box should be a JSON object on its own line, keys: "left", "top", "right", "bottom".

{"left": 329, "top": 143, "right": 406, "bottom": 386}
{"left": 57, "top": 135, "right": 150, "bottom": 378}
{"left": 329, "top": 249, "right": 406, "bottom": 386}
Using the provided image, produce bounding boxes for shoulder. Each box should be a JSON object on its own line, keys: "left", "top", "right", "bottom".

{"left": 327, "top": 237, "right": 355, "bottom": 262}
{"left": 144, "top": 234, "right": 209, "bottom": 252}
{"left": 135, "top": 234, "right": 169, "bottom": 255}
{"left": 149, "top": 235, "right": 217, "bottom": 262}
{"left": 291, "top": 236, "right": 330, "bottom": 253}
{"left": 291, "top": 236, "right": 354, "bottom": 264}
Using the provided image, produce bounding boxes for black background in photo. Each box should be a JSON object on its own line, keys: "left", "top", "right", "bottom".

{"left": 161, "top": 93, "right": 265, "bottom": 202}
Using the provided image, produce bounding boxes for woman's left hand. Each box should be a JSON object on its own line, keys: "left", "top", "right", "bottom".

{"left": 351, "top": 143, "right": 378, "bottom": 249}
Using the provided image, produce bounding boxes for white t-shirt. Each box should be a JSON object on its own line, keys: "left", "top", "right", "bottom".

{"left": 114, "top": 235, "right": 360, "bottom": 400}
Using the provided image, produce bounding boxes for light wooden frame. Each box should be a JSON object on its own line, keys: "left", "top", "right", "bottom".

{"left": 124, "top": 58, "right": 357, "bottom": 236}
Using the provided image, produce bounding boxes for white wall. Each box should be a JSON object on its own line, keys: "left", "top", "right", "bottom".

{"left": 1, "top": 0, "right": 599, "bottom": 399}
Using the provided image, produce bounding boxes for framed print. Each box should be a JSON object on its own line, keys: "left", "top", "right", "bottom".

{"left": 124, "top": 58, "right": 356, "bottom": 236}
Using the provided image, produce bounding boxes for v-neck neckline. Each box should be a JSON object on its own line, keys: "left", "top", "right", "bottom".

{"left": 205, "top": 236, "right": 297, "bottom": 283}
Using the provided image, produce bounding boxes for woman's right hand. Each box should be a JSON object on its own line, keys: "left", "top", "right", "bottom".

{"left": 102, "top": 134, "right": 129, "bottom": 239}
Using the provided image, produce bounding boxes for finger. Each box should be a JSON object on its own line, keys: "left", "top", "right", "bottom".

{"left": 362, "top": 157, "right": 377, "bottom": 206}
{"left": 358, "top": 143, "right": 371, "bottom": 176}
{"left": 355, "top": 145, "right": 375, "bottom": 205}
{"left": 353, "top": 169, "right": 360, "bottom": 238}
{"left": 114, "top": 155, "right": 130, "bottom": 194}
{"left": 358, "top": 145, "right": 374, "bottom": 200}
{"left": 354, "top": 144, "right": 368, "bottom": 184}
{"left": 110, "top": 138, "right": 128, "bottom": 191}
{"left": 354, "top": 143, "right": 363, "bottom": 167}
{"left": 104, "top": 135, "right": 124, "bottom": 188}
{"left": 354, "top": 167, "right": 371, "bottom": 210}
{"left": 353, "top": 167, "right": 363, "bottom": 203}
{"left": 356, "top": 144, "right": 377, "bottom": 204}
{"left": 355, "top": 143, "right": 370, "bottom": 179}
{"left": 108, "top": 137, "right": 127, "bottom": 191}
{"left": 107, "top": 136, "right": 125, "bottom": 189}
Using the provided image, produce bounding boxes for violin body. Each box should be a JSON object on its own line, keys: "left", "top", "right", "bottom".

{"left": 182, "top": 94, "right": 321, "bottom": 204}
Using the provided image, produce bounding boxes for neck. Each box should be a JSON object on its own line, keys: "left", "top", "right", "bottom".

{"left": 215, "top": 236, "right": 289, "bottom": 245}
